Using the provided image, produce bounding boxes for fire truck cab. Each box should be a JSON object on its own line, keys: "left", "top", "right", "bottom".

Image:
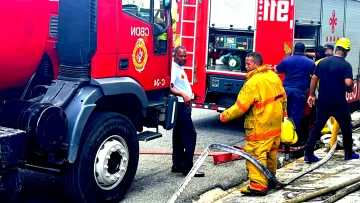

{"left": 0, "top": 0, "right": 177, "bottom": 202}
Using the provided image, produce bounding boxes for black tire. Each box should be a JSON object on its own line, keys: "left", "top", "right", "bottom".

{"left": 0, "top": 169, "right": 22, "bottom": 202}
{"left": 61, "top": 112, "right": 139, "bottom": 202}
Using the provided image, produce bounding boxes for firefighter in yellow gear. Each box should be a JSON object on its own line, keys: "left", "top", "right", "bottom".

{"left": 220, "top": 52, "right": 287, "bottom": 196}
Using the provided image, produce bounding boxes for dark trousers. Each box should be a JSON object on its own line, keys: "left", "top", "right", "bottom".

{"left": 284, "top": 87, "right": 306, "bottom": 131}
{"left": 172, "top": 102, "right": 197, "bottom": 170}
{"left": 305, "top": 100, "right": 353, "bottom": 157}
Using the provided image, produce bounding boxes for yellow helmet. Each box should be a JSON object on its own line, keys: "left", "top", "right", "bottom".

{"left": 281, "top": 117, "right": 298, "bottom": 145}
{"left": 335, "top": 38, "right": 351, "bottom": 51}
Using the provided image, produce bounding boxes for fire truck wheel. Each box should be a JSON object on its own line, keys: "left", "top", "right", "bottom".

{"left": 0, "top": 169, "right": 22, "bottom": 202}
{"left": 61, "top": 112, "right": 139, "bottom": 202}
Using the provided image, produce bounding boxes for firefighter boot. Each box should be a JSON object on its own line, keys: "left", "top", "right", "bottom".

{"left": 239, "top": 185, "right": 267, "bottom": 196}
{"left": 304, "top": 147, "right": 320, "bottom": 163}
{"left": 304, "top": 155, "right": 320, "bottom": 163}
{"left": 345, "top": 152, "right": 360, "bottom": 160}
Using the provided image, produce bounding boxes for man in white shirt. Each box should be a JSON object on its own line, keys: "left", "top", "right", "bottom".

{"left": 170, "top": 46, "right": 204, "bottom": 177}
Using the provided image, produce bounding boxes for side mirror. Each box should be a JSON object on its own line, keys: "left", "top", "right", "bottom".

{"left": 163, "top": 0, "right": 172, "bottom": 10}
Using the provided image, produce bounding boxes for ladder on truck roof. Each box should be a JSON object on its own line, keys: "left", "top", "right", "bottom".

{"left": 179, "top": 0, "right": 199, "bottom": 85}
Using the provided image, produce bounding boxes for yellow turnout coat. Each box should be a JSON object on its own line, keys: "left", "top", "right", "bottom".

{"left": 220, "top": 65, "right": 287, "bottom": 141}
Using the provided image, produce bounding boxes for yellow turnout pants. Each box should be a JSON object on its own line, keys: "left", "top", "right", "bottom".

{"left": 245, "top": 136, "right": 281, "bottom": 191}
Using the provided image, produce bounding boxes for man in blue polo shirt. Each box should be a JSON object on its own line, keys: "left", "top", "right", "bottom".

{"left": 276, "top": 42, "right": 316, "bottom": 144}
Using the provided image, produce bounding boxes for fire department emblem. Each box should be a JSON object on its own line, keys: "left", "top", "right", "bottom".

{"left": 132, "top": 38, "right": 148, "bottom": 72}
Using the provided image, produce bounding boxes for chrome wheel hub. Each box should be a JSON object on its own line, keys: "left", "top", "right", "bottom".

{"left": 94, "top": 135, "right": 129, "bottom": 190}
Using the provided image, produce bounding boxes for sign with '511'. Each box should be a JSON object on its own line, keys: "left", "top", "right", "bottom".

{"left": 255, "top": 0, "right": 295, "bottom": 70}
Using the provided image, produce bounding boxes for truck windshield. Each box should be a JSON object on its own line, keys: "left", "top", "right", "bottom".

{"left": 122, "top": 0, "right": 167, "bottom": 25}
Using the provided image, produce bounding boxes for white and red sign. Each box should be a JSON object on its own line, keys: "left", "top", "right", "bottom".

{"left": 347, "top": 80, "right": 359, "bottom": 103}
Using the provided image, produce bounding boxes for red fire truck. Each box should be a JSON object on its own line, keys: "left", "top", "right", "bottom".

{"left": 0, "top": 0, "right": 59, "bottom": 100}
{"left": 174, "top": 0, "right": 360, "bottom": 113}
{"left": 0, "top": 0, "right": 176, "bottom": 202}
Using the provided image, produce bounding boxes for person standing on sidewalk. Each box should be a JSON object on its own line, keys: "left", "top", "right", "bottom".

{"left": 305, "top": 38, "right": 359, "bottom": 162}
{"left": 276, "top": 42, "right": 316, "bottom": 144}
{"left": 220, "top": 52, "right": 287, "bottom": 196}
{"left": 170, "top": 46, "right": 205, "bottom": 177}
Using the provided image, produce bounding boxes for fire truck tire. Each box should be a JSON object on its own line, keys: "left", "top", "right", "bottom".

{"left": 61, "top": 112, "right": 139, "bottom": 202}
{"left": 0, "top": 169, "right": 22, "bottom": 202}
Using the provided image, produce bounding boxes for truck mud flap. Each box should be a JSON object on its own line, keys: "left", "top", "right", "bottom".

{"left": 167, "top": 141, "right": 338, "bottom": 203}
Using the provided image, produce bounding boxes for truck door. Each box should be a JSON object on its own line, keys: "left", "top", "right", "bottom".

{"left": 254, "top": 0, "right": 295, "bottom": 70}
{"left": 118, "top": 0, "right": 171, "bottom": 91}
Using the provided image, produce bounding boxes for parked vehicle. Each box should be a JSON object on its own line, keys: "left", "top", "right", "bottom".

{"left": 174, "top": 0, "right": 360, "bottom": 112}
{"left": 0, "top": 0, "right": 177, "bottom": 202}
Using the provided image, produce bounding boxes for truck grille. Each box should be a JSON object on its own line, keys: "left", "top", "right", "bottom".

{"left": 49, "top": 15, "right": 58, "bottom": 38}
{"left": 58, "top": 64, "right": 90, "bottom": 81}
{"left": 90, "top": 0, "right": 97, "bottom": 33}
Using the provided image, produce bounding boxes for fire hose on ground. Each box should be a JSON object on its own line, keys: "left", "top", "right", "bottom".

{"left": 167, "top": 140, "right": 338, "bottom": 203}
{"left": 166, "top": 114, "right": 360, "bottom": 203}
{"left": 283, "top": 119, "right": 360, "bottom": 203}
{"left": 282, "top": 175, "right": 360, "bottom": 203}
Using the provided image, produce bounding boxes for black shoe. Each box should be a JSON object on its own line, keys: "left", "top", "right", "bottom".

{"left": 171, "top": 165, "right": 184, "bottom": 173}
{"left": 182, "top": 170, "right": 205, "bottom": 177}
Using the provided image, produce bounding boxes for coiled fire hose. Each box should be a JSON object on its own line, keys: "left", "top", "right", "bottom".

{"left": 283, "top": 174, "right": 360, "bottom": 203}
{"left": 283, "top": 119, "right": 360, "bottom": 203}
{"left": 167, "top": 140, "right": 338, "bottom": 203}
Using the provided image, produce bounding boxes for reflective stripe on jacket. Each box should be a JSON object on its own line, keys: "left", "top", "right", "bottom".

{"left": 220, "top": 65, "right": 287, "bottom": 141}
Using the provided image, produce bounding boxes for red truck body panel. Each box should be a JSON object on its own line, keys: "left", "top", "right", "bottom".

{"left": 45, "top": 0, "right": 60, "bottom": 80}
{"left": 1, "top": 0, "right": 172, "bottom": 94}
{"left": 0, "top": 0, "right": 59, "bottom": 93}
{"left": 175, "top": 0, "right": 209, "bottom": 102}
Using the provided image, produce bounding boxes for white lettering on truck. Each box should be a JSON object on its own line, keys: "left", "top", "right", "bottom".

{"left": 263, "top": 0, "right": 289, "bottom": 22}
{"left": 131, "top": 27, "right": 149, "bottom": 37}
{"left": 346, "top": 82, "right": 358, "bottom": 102}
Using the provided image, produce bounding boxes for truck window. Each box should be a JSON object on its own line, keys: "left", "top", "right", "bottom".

{"left": 154, "top": 0, "right": 168, "bottom": 55}
{"left": 122, "top": 0, "right": 151, "bottom": 23}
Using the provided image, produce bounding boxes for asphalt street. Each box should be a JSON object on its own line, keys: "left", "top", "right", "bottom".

{"left": 16, "top": 108, "right": 249, "bottom": 203}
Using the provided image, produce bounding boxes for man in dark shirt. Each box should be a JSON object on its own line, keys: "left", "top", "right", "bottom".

{"left": 277, "top": 42, "right": 316, "bottom": 143}
{"left": 305, "top": 38, "right": 359, "bottom": 162}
